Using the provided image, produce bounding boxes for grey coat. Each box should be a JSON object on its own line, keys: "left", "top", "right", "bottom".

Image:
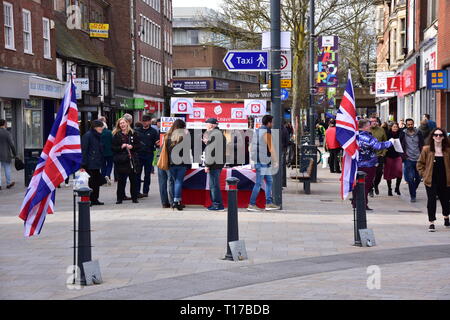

{"left": 0, "top": 128, "right": 16, "bottom": 163}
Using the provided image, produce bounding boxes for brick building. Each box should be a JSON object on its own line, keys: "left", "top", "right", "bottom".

{"left": 436, "top": 0, "right": 450, "bottom": 129}
{"left": 107, "top": 0, "right": 173, "bottom": 120}
{"left": 0, "top": 0, "right": 63, "bottom": 159}
{"left": 172, "top": 7, "right": 259, "bottom": 97}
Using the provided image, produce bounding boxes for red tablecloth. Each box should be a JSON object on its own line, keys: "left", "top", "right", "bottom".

{"left": 182, "top": 167, "right": 266, "bottom": 208}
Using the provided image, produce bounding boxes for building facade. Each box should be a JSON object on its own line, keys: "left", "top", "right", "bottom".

{"left": 0, "top": 0, "right": 63, "bottom": 159}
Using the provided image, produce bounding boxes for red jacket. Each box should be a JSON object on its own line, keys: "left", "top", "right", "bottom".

{"left": 325, "top": 126, "right": 340, "bottom": 150}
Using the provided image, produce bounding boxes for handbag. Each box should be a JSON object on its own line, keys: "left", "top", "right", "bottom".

{"left": 113, "top": 152, "right": 129, "bottom": 164}
{"left": 14, "top": 157, "right": 24, "bottom": 171}
{"left": 157, "top": 136, "right": 169, "bottom": 171}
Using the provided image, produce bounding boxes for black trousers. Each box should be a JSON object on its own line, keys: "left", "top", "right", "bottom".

{"left": 86, "top": 169, "right": 102, "bottom": 202}
{"left": 373, "top": 156, "right": 385, "bottom": 189}
{"left": 117, "top": 172, "right": 138, "bottom": 201}
{"left": 328, "top": 148, "right": 341, "bottom": 173}
{"left": 425, "top": 184, "right": 450, "bottom": 222}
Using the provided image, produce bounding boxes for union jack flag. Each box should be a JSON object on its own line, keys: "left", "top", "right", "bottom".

{"left": 19, "top": 82, "right": 82, "bottom": 237}
{"left": 336, "top": 71, "right": 359, "bottom": 200}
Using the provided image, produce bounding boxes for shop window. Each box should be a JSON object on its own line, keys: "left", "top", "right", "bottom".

{"left": 24, "top": 102, "right": 43, "bottom": 149}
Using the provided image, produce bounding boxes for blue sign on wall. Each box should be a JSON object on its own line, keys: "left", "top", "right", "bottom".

{"left": 223, "top": 51, "right": 269, "bottom": 71}
{"left": 281, "top": 88, "right": 289, "bottom": 101}
{"left": 427, "top": 70, "right": 448, "bottom": 90}
{"left": 173, "top": 80, "right": 209, "bottom": 91}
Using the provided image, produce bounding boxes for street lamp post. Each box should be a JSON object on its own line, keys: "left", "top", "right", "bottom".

{"left": 309, "top": 0, "right": 316, "bottom": 145}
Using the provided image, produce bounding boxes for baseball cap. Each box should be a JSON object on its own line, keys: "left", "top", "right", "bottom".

{"left": 205, "top": 118, "right": 218, "bottom": 124}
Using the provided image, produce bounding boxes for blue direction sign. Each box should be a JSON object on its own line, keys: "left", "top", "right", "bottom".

{"left": 223, "top": 50, "right": 269, "bottom": 72}
{"left": 281, "top": 88, "right": 289, "bottom": 101}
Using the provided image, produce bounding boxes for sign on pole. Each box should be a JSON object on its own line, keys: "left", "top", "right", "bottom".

{"left": 170, "top": 97, "right": 194, "bottom": 115}
{"left": 223, "top": 51, "right": 269, "bottom": 72}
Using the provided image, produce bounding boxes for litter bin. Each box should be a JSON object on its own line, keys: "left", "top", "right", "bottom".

{"left": 300, "top": 145, "right": 318, "bottom": 182}
{"left": 24, "top": 149, "right": 42, "bottom": 187}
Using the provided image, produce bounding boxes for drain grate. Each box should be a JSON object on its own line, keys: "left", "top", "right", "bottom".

{"left": 398, "top": 210, "right": 422, "bottom": 213}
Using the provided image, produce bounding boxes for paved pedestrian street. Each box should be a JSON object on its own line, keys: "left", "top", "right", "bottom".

{"left": 1, "top": 164, "right": 449, "bottom": 300}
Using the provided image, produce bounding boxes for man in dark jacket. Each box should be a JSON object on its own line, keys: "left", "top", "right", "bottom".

{"left": 0, "top": 119, "right": 17, "bottom": 190}
{"left": 400, "top": 118, "right": 425, "bottom": 202}
{"left": 204, "top": 118, "right": 226, "bottom": 211}
{"left": 135, "top": 114, "right": 159, "bottom": 197}
{"left": 81, "top": 120, "right": 105, "bottom": 205}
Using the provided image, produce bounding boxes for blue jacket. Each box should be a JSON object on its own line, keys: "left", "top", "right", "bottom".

{"left": 357, "top": 131, "right": 392, "bottom": 168}
{"left": 81, "top": 129, "right": 104, "bottom": 170}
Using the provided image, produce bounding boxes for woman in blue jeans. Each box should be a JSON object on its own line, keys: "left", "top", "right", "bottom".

{"left": 166, "top": 119, "right": 190, "bottom": 210}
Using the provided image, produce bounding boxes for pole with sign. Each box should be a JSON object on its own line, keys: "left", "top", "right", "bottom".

{"left": 223, "top": 51, "right": 270, "bottom": 72}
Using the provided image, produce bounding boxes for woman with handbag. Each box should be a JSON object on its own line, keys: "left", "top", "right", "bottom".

{"left": 384, "top": 122, "right": 403, "bottom": 196}
{"left": 417, "top": 128, "right": 450, "bottom": 232}
{"left": 112, "top": 117, "right": 141, "bottom": 204}
{"left": 163, "top": 119, "right": 190, "bottom": 211}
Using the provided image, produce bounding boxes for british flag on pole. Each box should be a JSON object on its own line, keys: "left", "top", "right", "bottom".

{"left": 336, "top": 70, "right": 359, "bottom": 200}
{"left": 19, "top": 81, "right": 82, "bottom": 237}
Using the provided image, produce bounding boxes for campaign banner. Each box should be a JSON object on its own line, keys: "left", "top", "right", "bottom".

{"left": 254, "top": 117, "right": 263, "bottom": 129}
{"left": 170, "top": 97, "right": 194, "bottom": 115}
{"left": 375, "top": 71, "right": 396, "bottom": 97}
{"left": 185, "top": 103, "right": 248, "bottom": 130}
{"left": 244, "top": 100, "right": 267, "bottom": 116}
{"left": 317, "top": 36, "right": 338, "bottom": 87}
{"left": 160, "top": 116, "right": 185, "bottom": 133}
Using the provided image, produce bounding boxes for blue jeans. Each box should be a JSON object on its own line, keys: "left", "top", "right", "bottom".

{"left": 404, "top": 160, "right": 421, "bottom": 198}
{"left": 250, "top": 163, "right": 273, "bottom": 205}
{"left": 158, "top": 168, "right": 173, "bottom": 205}
{"left": 137, "top": 154, "right": 154, "bottom": 194}
{"left": 101, "top": 156, "right": 113, "bottom": 178}
{"left": 169, "top": 165, "right": 187, "bottom": 202}
{"left": 0, "top": 161, "right": 12, "bottom": 187}
{"left": 208, "top": 168, "right": 223, "bottom": 207}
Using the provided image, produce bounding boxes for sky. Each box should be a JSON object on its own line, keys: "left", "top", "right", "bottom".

{"left": 172, "top": 0, "right": 223, "bottom": 10}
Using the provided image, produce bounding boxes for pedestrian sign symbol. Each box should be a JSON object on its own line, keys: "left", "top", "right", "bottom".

{"left": 257, "top": 54, "right": 266, "bottom": 68}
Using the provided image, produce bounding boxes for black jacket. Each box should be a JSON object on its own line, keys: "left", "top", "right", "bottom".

{"left": 112, "top": 131, "right": 141, "bottom": 173}
{"left": 205, "top": 128, "right": 226, "bottom": 170}
{"left": 81, "top": 129, "right": 104, "bottom": 170}
{"left": 135, "top": 126, "right": 159, "bottom": 156}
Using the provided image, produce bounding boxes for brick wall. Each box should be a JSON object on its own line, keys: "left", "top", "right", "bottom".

{"left": 436, "top": 0, "right": 450, "bottom": 128}
{"left": 0, "top": 0, "right": 56, "bottom": 77}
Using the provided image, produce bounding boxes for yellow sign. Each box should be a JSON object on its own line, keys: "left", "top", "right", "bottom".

{"left": 89, "top": 23, "right": 109, "bottom": 38}
{"left": 268, "top": 79, "right": 292, "bottom": 88}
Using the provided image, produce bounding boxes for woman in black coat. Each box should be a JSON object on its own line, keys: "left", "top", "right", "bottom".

{"left": 112, "top": 117, "right": 141, "bottom": 204}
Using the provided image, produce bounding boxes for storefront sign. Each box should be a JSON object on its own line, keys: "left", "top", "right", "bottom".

{"left": 170, "top": 97, "right": 194, "bottom": 114}
{"left": 74, "top": 78, "right": 89, "bottom": 91}
{"left": 29, "top": 76, "right": 64, "bottom": 99}
{"left": 427, "top": 70, "right": 448, "bottom": 90}
{"left": 214, "top": 80, "right": 229, "bottom": 91}
{"left": 89, "top": 23, "right": 109, "bottom": 38}
{"left": 186, "top": 103, "right": 248, "bottom": 130}
{"left": 173, "top": 80, "right": 209, "bottom": 91}
{"left": 144, "top": 100, "right": 163, "bottom": 113}
{"left": 375, "top": 71, "right": 396, "bottom": 97}
{"left": 400, "top": 64, "right": 417, "bottom": 97}
{"left": 421, "top": 44, "right": 437, "bottom": 87}
{"left": 317, "top": 36, "right": 339, "bottom": 87}
{"left": 386, "top": 76, "right": 401, "bottom": 92}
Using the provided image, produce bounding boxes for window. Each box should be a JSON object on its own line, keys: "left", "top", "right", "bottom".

{"left": 427, "top": 0, "right": 437, "bottom": 26}
{"left": 3, "top": 2, "right": 15, "bottom": 49}
{"left": 89, "top": 67, "right": 100, "bottom": 95}
{"left": 23, "top": 9, "right": 32, "bottom": 54}
{"left": 43, "top": 18, "right": 51, "bottom": 59}
{"left": 400, "top": 18, "right": 406, "bottom": 54}
{"left": 104, "top": 69, "right": 111, "bottom": 97}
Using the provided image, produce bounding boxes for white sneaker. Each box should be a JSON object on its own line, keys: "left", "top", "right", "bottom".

{"left": 247, "top": 205, "right": 260, "bottom": 212}
{"left": 265, "top": 203, "right": 280, "bottom": 211}
{"left": 65, "top": 183, "right": 70, "bottom": 187}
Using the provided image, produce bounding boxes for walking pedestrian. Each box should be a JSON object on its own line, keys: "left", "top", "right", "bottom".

{"left": 0, "top": 119, "right": 16, "bottom": 190}
{"left": 357, "top": 119, "right": 393, "bottom": 210}
{"left": 324, "top": 119, "right": 341, "bottom": 173}
{"left": 248, "top": 115, "right": 280, "bottom": 211}
{"left": 384, "top": 123, "right": 403, "bottom": 196}
{"left": 166, "top": 119, "right": 190, "bottom": 211}
{"left": 316, "top": 123, "right": 325, "bottom": 147}
{"left": 416, "top": 128, "right": 450, "bottom": 232}
{"left": 81, "top": 120, "right": 106, "bottom": 206}
{"left": 418, "top": 119, "right": 431, "bottom": 143}
{"left": 204, "top": 118, "right": 226, "bottom": 211}
{"left": 156, "top": 135, "right": 173, "bottom": 208}
{"left": 99, "top": 117, "right": 113, "bottom": 185}
{"left": 112, "top": 117, "right": 141, "bottom": 204}
{"left": 400, "top": 118, "right": 425, "bottom": 202}
{"left": 369, "top": 116, "right": 388, "bottom": 197}
{"left": 423, "top": 114, "right": 436, "bottom": 130}
{"left": 135, "top": 114, "right": 159, "bottom": 198}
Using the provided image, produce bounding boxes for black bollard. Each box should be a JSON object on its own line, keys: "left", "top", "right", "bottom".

{"left": 224, "top": 177, "right": 240, "bottom": 261}
{"left": 75, "top": 186, "right": 92, "bottom": 285}
{"left": 353, "top": 171, "right": 367, "bottom": 246}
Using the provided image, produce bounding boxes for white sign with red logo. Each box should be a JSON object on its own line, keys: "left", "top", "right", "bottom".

{"left": 244, "top": 100, "right": 267, "bottom": 116}
{"left": 254, "top": 117, "right": 263, "bottom": 129}
{"left": 170, "top": 98, "right": 194, "bottom": 115}
{"left": 186, "top": 103, "right": 248, "bottom": 130}
{"left": 386, "top": 76, "right": 401, "bottom": 93}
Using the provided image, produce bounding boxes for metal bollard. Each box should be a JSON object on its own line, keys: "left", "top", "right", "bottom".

{"left": 224, "top": 177, "right": 240, "bottom": 261}
{"left": 353, "top": 171, "right": 367, "bottom": 246}
{"left": 75, "top": 186, "right": 92, "bottom": 285}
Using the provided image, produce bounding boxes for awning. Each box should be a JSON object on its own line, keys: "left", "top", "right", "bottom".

{"left": 55, "top": 13, "right": 114, "bottom": 68}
